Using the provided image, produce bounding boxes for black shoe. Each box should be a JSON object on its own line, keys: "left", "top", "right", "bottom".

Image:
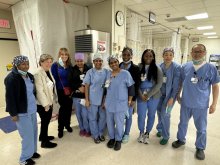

{"left": 94, "top": 138, "right": 101, "bottom": 144}
{"left": 21, "top": 158, "right": 35, "bottom": 165}
{"left": 58, "top": 131, "right": 63, "bottom": 138}
{"left": 172, "top": 140, "right": 185, "bottom": 148}
{"left": 195, "top": 149, "right": 205, "bottom": 160}
{"left": 31, "top": 152, "right": 41, "bottom": 159}
{"left": 41, "top": 141, "right": 57, "bottom": 148}
{"left": 39, "top": 136, "right": 55, "bottom": 142}
{"left": 107, "top": 139, "right": 115, "bottom": 148}
{"left": 114, "top": 141, "right": 121, "bottom": 151}
{"left": 65, "top": 126, "right": 73, "bottom": 133}
{"left": 99, "top": 135, "right": 105, "bottom": 142}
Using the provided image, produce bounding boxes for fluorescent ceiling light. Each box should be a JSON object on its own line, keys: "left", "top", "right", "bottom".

{"left": 207, "top": 36, "right": 218, "bottom": 38}
{"left": 185, "top": 13, "right": 208, "bottom": 20}
{"left": 197, "top": 25, "right": 213, "bottom": 30}
{"left": 203, "top": 32, "right": 216, "bottom": 35}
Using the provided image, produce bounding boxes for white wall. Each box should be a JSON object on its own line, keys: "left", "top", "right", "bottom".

{"left": 189, "top": 38, "right": 220, "bottom": 61}
{"left": 0, "top": 9, "right": 19, "bottom": 108}
{"left": 88, "top": 0, "right": 126, "bottom": 55}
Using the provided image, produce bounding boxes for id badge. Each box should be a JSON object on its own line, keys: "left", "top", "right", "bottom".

{"left": 80, "top": 74, "right": 85, "bottom": 80}
{"left": 191, "top": 77, "right": 198, "bottom": 84}
{"left": 163, "top": 76, "right": 167, "bottom": 83}
{"left": 141, "top": 74, "right": 146, "bottom": 81}
{"left": 104, "top": 79, "right": 111, "bottom": 88}
{"left": 47, "top": 80, "right": 54, "bottom": 88}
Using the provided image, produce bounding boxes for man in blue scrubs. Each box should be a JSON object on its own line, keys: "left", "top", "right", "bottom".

{"left": 172, "top": 44, "right": 220, "bottom": 160}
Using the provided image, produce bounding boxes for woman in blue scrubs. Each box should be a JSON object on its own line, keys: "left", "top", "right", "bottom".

{"left": 84, "top": 53, "right": 108, "bottom": 144}
{"left": 172, "top": 44, "right": 219, "bottom": 160}
{"left": 137, "top": 49, "right": 163, "bottom": 144}
{"left": 5, "top": 55, "right": 40, "bottom": 165}
{"left": 105, "top": 56, "right": 135, "bottom": 151}
{"left": 119, "top": 47, "right": 140, "bottom": 143}
{"left": 156, "top": 48, "right": 181, "bottom": 145}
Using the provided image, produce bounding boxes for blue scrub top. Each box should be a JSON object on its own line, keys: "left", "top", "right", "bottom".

{"left": 160, "top": 62, "right": 181, "bottom": 102}
{"left": 83, "top": 68, "right": 108, "bottom": 106}
{"left": 181, "top": 62, "right": 220, "bottom": 109}
{"left": 105, "top": 70, "right": 134, "bottom": 113}
{"left": 19, "top": 76, "right": 37, "bottom": 116}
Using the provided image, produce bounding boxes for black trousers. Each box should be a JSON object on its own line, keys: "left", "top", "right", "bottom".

{"left": 37, "top": 105, "right": 53, "bottom": 142}
{"left": 57, "top": 89, "right": 73, "bottom": 132}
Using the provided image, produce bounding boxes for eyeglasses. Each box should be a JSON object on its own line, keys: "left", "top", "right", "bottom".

{"left": 94, "top": 60, "right": 102, "bottom": 62}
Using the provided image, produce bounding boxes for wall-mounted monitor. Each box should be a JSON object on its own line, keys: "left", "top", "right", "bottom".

{"left": 149, "top": 12, "right": 156, "bottom": 24}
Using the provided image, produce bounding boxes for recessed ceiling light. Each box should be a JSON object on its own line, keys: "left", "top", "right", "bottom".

{"left": 185, "top": 13, "right": 208, "bottom": 20}
{"left": 197, "top": 26, "right": 213, "bottom": 30}
{"left": 203, "top": 32, "right": 216, "bottom": 35}
{"left": 207, "top": 36, "right": 218, "bottom": 38}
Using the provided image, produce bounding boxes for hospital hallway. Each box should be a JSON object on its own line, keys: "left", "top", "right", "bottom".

{"left": 0, "top": 88, "right": 219, "bottom": 165}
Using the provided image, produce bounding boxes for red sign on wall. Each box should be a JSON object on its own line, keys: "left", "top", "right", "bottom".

{"left": 0, "top": 19, "right": 10, "bottom": 28}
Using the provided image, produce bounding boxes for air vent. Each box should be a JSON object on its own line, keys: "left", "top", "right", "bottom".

{"left": 165, "top": 17, "right": 187, "bottom": 22}
{"left": 75, "top": 34, "right": 93, "bottom": 53}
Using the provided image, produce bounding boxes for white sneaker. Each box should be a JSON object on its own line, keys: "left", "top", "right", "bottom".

{"left": 143, "top": 133, "right": 149, "bottom": 144}
{"left": 137, "top": 133, "right": 144, "bottom": 143}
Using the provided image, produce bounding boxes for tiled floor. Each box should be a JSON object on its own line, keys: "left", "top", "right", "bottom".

{"left": 0, "top": 97, "right": 220, "bottom": 165}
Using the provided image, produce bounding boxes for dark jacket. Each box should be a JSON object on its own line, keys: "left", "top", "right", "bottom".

{"left": 68, "top": 64, "right": 90, "bottom": 98}
{"left": 119, "top": 61, "right": 141, "bottom": 101}
{"left": 4, "top": 67, "right": 36, "bottom": 116}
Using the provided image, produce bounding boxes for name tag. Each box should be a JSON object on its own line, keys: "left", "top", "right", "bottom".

{"left": 141, "top": 74, "right": 146, "bottom": 81}
{"left": 163, "top": 76, "right": 167, "bottom": 83}
{"left": 80, "top": 74, "right": 85, "bottom": 80}
{"left": 80, "top": 99, "right": 86, "bottom": 106}
{"left": 191, "top": 77, "right": 198, "bottom": 84}
{"left": 104, "top": 79, "right": 111, "bottom": 88}
{"left": 47, "top": 80, "right": 54, "bottom": 88}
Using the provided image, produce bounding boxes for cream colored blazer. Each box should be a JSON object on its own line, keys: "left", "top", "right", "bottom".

{"left": 34, "top": 67, "right": 57, "bottom": 107}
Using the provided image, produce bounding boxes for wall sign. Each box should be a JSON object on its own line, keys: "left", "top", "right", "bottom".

{"left": 0, "top": 19, "right": 10, "bottom": 29}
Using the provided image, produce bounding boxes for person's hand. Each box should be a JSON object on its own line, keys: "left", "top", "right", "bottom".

{"left": 44, "top": 105, "right": 50, "bottom": 111}
{"left": 141, "top": 94, "right": 148, "bottom": 102}
{"left": 130, "top": 101, "right": 135, "bottom": 107}
{"left": 167, "top": 98, "right": 174, "bottom": 107}
{"left": 209, "top": 104, "right": 216, "bottom": 114}
{"left": 79, "top": 86, "right": 85, "bottom": 93}
{"left": 11, "top": 116, "right": 18, "bottom": 122}
{"left": 85, "top": 100, "right": 90, "bottom": 109}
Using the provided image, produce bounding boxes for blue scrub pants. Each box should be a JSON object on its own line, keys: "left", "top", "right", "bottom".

{"left": 124, "top": 106, "right": 133, "bottom": 135}
{"left": 16, "top": 113, "right": 38, "bottom": 163}
{"left": 156, "top": 96, "right": 171, "bottom": 140}
{"left": 88, "top": 105, "right": 106, "bottom": 139}
{"left": 73, "top": 98, "right": 90, "bottom": 133}
{"left": 137, "top": 97, "right": 160, "bottom": 133}
{"left": 106, "top": 111, "right": 125, "bottom": 141}
{"left": 177, "top": 105, "right": 207, "bottom": 149}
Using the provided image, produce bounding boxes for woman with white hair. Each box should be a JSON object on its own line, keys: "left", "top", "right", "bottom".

{"left": 34, "top": 54, "right": 57, "bottom": 148}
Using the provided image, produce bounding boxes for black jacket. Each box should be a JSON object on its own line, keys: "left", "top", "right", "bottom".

{"left": 4, "top": 67, "right": 36, "bottom": 116}
{"left": 68, "top": 64, "right": 90, "bottom": 98}
{"left": 119, "top": 61, "right": 141, "bottom": 101}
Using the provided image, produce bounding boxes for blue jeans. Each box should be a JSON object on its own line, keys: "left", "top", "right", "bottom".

{"left": 16, "top": 113, "right": 38, "bottom": 163}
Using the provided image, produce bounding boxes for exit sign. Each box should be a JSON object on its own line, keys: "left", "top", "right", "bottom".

{"left": 0, "top": 19, "right": 10, "bottom": 28}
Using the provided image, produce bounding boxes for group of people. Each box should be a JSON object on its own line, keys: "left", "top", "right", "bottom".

{"left": 4, "top": 44, "right": 219, "bottom": 165}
